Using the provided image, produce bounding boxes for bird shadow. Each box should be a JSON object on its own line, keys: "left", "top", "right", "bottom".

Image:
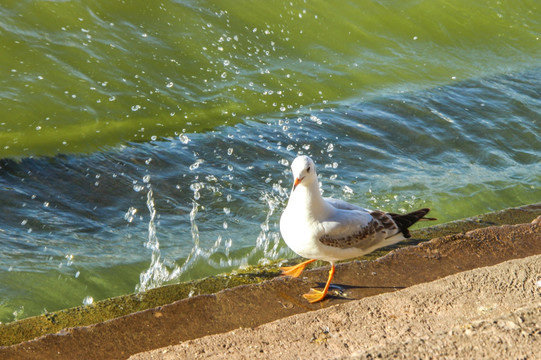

{"left": 316, "top": 283, "right": 406, "bottom": 291}
{"left": 306, "top": 283, "right": 405, "bottom": 302}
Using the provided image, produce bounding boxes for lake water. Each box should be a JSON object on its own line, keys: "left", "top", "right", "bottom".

{"left": 1, "top": 0, "right": 540, "bottom": 323}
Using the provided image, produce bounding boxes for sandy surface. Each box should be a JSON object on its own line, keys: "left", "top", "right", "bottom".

{"left": 131, "top": 253, "right": 541, "bottom": 359}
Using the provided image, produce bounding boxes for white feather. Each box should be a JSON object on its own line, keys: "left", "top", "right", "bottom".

{"left": 280, "top": 155, "right": 405, "bottom": 262}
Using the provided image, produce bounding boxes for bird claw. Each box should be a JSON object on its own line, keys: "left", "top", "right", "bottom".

{"left": 302, "top": 288, "right": 327, "bottom": 303}
{"left": 280, "top": 265, "right": 305, "bottom": 278}
{"left": 280, "top": 259, "right": 316, "bottom": 278}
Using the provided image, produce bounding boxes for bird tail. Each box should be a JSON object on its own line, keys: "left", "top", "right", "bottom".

{"left": 389, "top": 208, "right": 436, "bottom": 238}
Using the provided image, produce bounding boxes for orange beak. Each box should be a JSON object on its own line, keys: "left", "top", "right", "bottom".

{"left": 293, "top": 177, "right": 302, "bottom": 190}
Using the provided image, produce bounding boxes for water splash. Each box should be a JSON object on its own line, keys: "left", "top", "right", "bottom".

{"left": 177, "top": 199, "right": 224, "bottom": 273}
{"left": 248, "top": 181, "right": 290, "bottom": 263}
{"left": 255, "top": 191, "right": 282, "bottom": 259}
{"left": 12, "top": 306, "right": 24, "bottom": 321}
{"left": 136, "top": 175, "right": 228, "bottom": 292}
{"left": 177, "top": 200, "right": 202, "bottom": 273}
{"left": 136, "top": 178, "right": 181, "bottom": 293}
{"left": 82, "top": 296, "right": 94, "bottom": 306}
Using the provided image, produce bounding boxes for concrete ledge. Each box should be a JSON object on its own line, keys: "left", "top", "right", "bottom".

{"left": 132, "top": 250, "right": 541, "bottom": 359}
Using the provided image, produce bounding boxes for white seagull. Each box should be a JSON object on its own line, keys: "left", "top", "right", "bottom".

{"left": 280, "top": 155, "right": 435, "bottom": 303}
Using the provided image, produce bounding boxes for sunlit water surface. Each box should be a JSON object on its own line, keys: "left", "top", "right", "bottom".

{"left": 1, "top": 0, "right": 540, "bottom": 322}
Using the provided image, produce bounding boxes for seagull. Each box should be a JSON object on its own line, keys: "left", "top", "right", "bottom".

{"left": 280, "top": 155, "right": 435, "bottom": 303}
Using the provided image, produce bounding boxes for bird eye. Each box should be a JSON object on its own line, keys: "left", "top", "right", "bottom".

{"left": 307, "top": 166, "right": 311, "bottom": 173}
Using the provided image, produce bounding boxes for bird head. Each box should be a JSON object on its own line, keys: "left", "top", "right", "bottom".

{"left": 290, "top": 155, "right": 317, "bottom": 190}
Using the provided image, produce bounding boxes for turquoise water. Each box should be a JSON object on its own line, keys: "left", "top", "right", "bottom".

{"left": 1, "top": 0, "right": 540, "bottom": 323}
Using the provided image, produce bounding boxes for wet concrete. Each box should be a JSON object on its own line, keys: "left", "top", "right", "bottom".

{"left": 131, "top": 252, "right": 541, "bottom": 360}
{"left": 0, "top": 265, "right": 280, "bottom": 348}
{"left": 0, "top": 203, "right": 540, "bottom": 359}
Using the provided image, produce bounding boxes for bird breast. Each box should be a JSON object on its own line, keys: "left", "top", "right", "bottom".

{"left": 279, "top": 208, "right": 324, "bottom": 258}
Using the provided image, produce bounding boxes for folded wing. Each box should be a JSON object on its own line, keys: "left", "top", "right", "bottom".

{"left": 319, "top": 210, "right": 399, "bottom": 250}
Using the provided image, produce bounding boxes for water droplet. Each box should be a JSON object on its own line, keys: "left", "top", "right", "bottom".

{"left": 221, "top": 72, "right": 227, "bottom": 79}
{"left": 179, "top": 134, "right": 190, "bottom": 144}
{"left": 227, "top": 148, "right": 233, "bottom": 155}
{"left": 143, "top": 175, "right": 151, "bottom": 183}
{"left": 189, "top": 159, "right": 204, "bottom": 171}
{"left": 12, "top": 306, "right": 24, "bottom": 321}
{"left": 131, "top": 104, "right": 141, "bottom": 111}
{"left": 83, "top": 296, "right": 94, "bottom": 305}
{"left": 124, "top": 207, "right": 138, "bottom": 223}
{"left": 166, "top": 81, "right": 174, "bottom": 88}
{"left": 310, "top": 115, "right": 322, "bottom": 125}
{"left": 133, "top": 184, "right": 145, "bottom": 192}
{"left": 223, "top": 60, "right": 230, "bottom": 66}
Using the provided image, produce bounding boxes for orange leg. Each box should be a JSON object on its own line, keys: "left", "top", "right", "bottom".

{"left": 280, "top": 259, "right": 316, "bottom": 278}
{"left": 303, "top": 263, "right": 335, "bottom": 303}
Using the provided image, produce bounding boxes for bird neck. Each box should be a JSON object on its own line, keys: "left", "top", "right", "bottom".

{"left": 291, "top": 180, "right": 331, "bottom": 219}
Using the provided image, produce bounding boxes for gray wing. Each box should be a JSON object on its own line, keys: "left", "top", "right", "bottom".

{"left": 324, "top": 197, "right": 372, "bottom": 212}
{"left": 319, "top": 210, "right": 399, "bottom": 250}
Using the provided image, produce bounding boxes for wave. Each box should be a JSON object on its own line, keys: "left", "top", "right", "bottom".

{"left": 1, "top": 0, "right": 540, "bottom": 158}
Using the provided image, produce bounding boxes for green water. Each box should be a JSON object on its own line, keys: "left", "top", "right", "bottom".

{"left": 0, "top": 0, "right": 540, "bottom": 323}
{"left": 2, "top": 0, "right": 540, "bottom": 157}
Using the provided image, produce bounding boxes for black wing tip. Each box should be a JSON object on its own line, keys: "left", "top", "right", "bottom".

{"left": 417, "top": 208, "right": 437, "bottom": 221}
{"left": 390, "top": 208, "right": 437, "bottom": 238}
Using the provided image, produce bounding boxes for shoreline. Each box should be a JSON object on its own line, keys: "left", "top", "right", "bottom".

{"left": 132, "top": 251, "right": 541, "bottom": 360}
{"left": 1, "top": 203, "right": 540, "bottom": 359}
